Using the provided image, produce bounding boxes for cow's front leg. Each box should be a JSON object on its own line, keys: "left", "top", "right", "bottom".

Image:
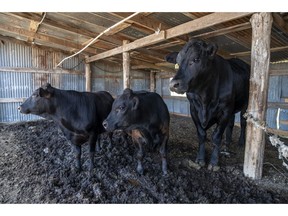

{"left": 209, "top": 123, "right": 227, "bottom": 171}
{"left": 238, "top": 109, "right": 247, "bottom": 147}
{"left": 195, "top": 126, "right": 207, "bottom": 167}
{"left": 159, "top": 134, "right": 168, "bottom": 176}
{"left": 72, "top": 144, "right": 82, "bottom": 172}
{"left": 88, "top": 134, "right": 97, "bottom": 171}
{"left": 131, "top": 129, "right": 145, "bottom": 175}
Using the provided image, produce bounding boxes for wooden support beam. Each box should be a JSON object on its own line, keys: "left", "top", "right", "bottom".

{"left": 87, "top": 12, "right": 252, "bottom": 63}
{"left": 150, "top": 71, "right": 156, "bottom": 92}
{"left": 123, "top": 40, "right": 130, "bottom": 89}
{"left": 85, "top": 61, "right": 92, "bottom": 92}
{"left": 0, "top": 23, "right": 97, "bottom": 54}
{"left": 230, "top": 45, "right": 288, "bottom": 57}
{"left": 243, "top": 13, "right": 273, "bottom": 180}
{"left": 87, "top": 31, "right": 166, "bottom": 62}
{"left": 0, "top": 66, "right": 83, "bottom": 75}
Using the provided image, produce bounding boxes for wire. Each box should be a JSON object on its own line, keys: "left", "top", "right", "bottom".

{"left": 56, "top": 12, "right": 140, "bottom": 68}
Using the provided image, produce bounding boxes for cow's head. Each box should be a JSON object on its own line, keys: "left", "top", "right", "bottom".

{"left": 18, "top": 83, "right": 55, "bottom": 115}
{"left": 166, "top": 39, "right": 218, "bottom": 94}
{"left": 103, "top": 88, "right": 139, "bottom": 132}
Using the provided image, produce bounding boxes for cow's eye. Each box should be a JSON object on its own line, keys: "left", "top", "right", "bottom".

{"left": 116, "top": 105, "right": 125, "bottom": 112}
{"left": 193, "top": 58, "right": 200, "bottom": 63}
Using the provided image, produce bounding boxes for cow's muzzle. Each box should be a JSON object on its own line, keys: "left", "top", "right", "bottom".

{"left": 169, "top": 79, "right": 185, "bottom": 94}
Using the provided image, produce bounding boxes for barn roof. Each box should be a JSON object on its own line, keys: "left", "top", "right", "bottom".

{"left": 0, "top": 12, "right": 288, "bottom": 72}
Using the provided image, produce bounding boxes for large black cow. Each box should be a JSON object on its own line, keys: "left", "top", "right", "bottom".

{"left": 102, "top": 88, "right": 170, "bottom": 175}
{"left": 166, "top": 39, "right": 250, "bottom": 171}
{"left": 18, "top": 83, "right": 114, "bottom": 171}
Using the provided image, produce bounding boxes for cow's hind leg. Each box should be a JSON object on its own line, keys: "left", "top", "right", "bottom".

{"left": 131, "top": 129, "right": 146, "bottom": 175}
{"left": 159, "top": 133, "right": 168, "bottom": 176}
{"left": 238, "top": 110, "right": 247, "bottom": 147}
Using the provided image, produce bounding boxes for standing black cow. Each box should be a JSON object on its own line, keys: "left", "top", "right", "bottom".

{"left": 18, "top": 83, "right": 114, "bottom": 171}
{"left": 166, "top": 39, "right": 250, "bottom": 171}
{"left": 102, "top": 88, "right": 170, "bottom": 175}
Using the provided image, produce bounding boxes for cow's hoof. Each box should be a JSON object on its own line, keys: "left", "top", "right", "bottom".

{"left": 187, "top": 160, "right": 204, "bottom": 170}
{"left": 207, "top": 164, "right": 220, "bottom": 172}
{"left": 136, "top": 164, "right": 144, "bottom": 175}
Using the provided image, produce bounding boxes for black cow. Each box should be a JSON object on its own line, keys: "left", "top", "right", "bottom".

{"left": 102, "top": 88, "right": 170, "bottom": 175}
{"left": 166, "top": 39, "right": 250, "bottom": 171}
{"left": 18, "top": 83, "right": 114, "bottom": 171}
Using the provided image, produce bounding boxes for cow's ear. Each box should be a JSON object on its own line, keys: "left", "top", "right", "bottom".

{"left": 207, "top": 43, "right": 218, "bottom": 59}
{"left": 123, "top": 88, "right": 133, "bottom": 96}
{"left": 39, "top": 88, "right": 52, "bottom": 98}
{"left": 131, "top": 96, "right": 139, "bottom": 110}
{"left": 165, "top": 52, "right": 178, "bottom": 64}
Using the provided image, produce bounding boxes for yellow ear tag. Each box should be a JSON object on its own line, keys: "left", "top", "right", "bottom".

{"left": 175, "top": 63, "right": 179, "bottom": 70}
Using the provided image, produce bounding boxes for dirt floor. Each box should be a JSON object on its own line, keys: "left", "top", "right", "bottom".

{"left": 0, "top": 114, "right": 288, "bottom": 204}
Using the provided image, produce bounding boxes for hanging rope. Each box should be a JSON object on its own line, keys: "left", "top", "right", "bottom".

{"left": 56, "top": 12, "right": 140, "bottom": 68}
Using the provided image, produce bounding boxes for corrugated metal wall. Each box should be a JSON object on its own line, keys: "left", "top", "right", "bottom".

{"left": 0, "top": 40, "right": 85, "bottom": 122}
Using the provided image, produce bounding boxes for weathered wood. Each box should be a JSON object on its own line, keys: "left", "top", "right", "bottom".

{"left": 166, "top": 12, "right": 252, "bottom": 39}
{"left": 230, "top": 45, "right": 288, "bottom": 57}
{"left": 86, "top": 31, "right": 166, "bottom": 62}
{"left": 85, "top": 61, "right": 92, "bottom": 92}
{"left": 243, "top": 13, "right": 273, "bottom": 180}
{"left": 87, "top": 13, "right": 252, "bottom": 63}
{"left": 0, "top": 67, "right": 83, "bottom": 75}
{"left": 150, "top": 71, "right": 156, "bottom": 92}
{"left": 123, "top": 40, "right": 130, "bottom": 89}
{"left": 0, "top": 98, "right": 26, "bottom": 103}
{"left": 0, "top": 23, "right": 97, "bottom": 55}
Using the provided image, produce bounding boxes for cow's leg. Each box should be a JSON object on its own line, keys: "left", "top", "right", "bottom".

{"left": 88, "top": 133, "right": 97, "bottom": 171}
{"left": 238, "top": 110, "right": 247, "bottom": 147}
{"left": 195, "top": 126, "right": 207, "bottom": 167}
{"left": 159, "top": 133, "right": 168, "bottom": 176}
{"left": 72, "top": 144, "right": 82, "bottom": 171}
{"left": 209, "top": 121, "right": 228, "bottom": 171}
{"left": 131, "top": 129, "right": 145, "bottom": 175}
{"left": 225, "top": 114, "right": 235, "bottom": 147}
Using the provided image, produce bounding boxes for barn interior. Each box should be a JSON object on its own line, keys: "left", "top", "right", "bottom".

{"left": 0, "top": 12, "right": 288, "bottom": 180}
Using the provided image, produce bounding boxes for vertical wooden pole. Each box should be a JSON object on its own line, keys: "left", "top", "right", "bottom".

{"left": 150, "top": 71, "right": 156, "bottom": 92}
{"left": 123, "top": 40, "right": 130, "bottom": 89}
{"left": 85, "top": 59, "right": 92, "bottom": 92}
{"left": 243, "top": 13, "right": 273, "bottom": 180}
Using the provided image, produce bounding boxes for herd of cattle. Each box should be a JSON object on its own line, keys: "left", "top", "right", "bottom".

{"left": 18, "top": 39, "right": 250, "bottom": 175}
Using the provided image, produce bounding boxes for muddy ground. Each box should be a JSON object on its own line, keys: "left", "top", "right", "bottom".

{"left": 0, "top": 115, "right": 288, "bottom": 204}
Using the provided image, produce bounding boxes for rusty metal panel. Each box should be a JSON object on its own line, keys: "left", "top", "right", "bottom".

{"left": 0, "top": 41, "right": 32, "bottom": 67}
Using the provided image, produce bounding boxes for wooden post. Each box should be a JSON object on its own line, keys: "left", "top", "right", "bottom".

{"left": 150, "top": 71, "right": 156, "bottom": 92}
{"left": 243, "top": 13, "right": 273, "bottom": 180}
{"left": 85, "top": 60, "right": 92, "bottom": 92}
{"left": 123, "top": 40, "right": 130, "bottom": 89}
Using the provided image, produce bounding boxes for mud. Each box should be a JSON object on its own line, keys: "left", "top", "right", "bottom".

{"left": 0, "top": 115, "right": 287, "bottom": 203}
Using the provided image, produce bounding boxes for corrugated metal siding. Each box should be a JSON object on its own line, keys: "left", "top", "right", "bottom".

{"left": 0, "top": 41, "right": 86, "bottom": 122}
{"left": 0, "top": 42, "right": 32, "bottom": 67}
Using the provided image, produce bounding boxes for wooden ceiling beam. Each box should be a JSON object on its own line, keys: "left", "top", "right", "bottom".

{"left": 272, "top": 13, "right": 288, "bottom": 35}
{"left": 0, "top": 23, "right": 97, "bottom": 54}
{"left": 230, "top": 45, "right": 288, "bottom": 57}
{"left": 87, "top": 12, "right": 253, "bottom": 63}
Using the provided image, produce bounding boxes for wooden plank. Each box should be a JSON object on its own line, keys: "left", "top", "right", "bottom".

{"left": 0, "top": 23, "right": 97, "bottom": 54}
{"left": 0, "top": 98, "right": 26, "bottom": 103}
{"left": 123, "top": 40, "right": 130, "bottom": 89}
{"left": 230, "top": 45, "right": 288, "bottom": 57}
{"left": 166, "top": 12, "right": 252, "bottom": 39}
{"left": 243, "top": 13, "right": 273, "bottom": 180}
{"left": 131, "top": 59, "right": 175, "bottom": 73}
{"left": 150, "top": 71, "right": 156, "bottom": 92}
{"left": 85, "top": 61, "right": 92, "bottom": 92}
{"left": 190, "top": 22, "right": 251, "bottom": 39}
{"left": 0, "top": 67, "right": 83, "bottom": 75}
{"left": 269, "top": 69, "right": 288, "bottom": 76}
{"left": 268, "top": 102, "right": 288, "bottom": 109}
{"left": 86, "top": 31, "right": 166, "bottom": 62}
{"left": 87, "top": 13, "right": 252, "bottom": 63}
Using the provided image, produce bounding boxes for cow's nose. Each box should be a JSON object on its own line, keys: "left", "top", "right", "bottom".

{"left": 102, "top": 120, "right": 108, "bottom": 129}
{"left": 169, "top": 79, "right": 180, "bottom": 90}
{"left": 17, "top": 106, "right": 21, "bottom": 111}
